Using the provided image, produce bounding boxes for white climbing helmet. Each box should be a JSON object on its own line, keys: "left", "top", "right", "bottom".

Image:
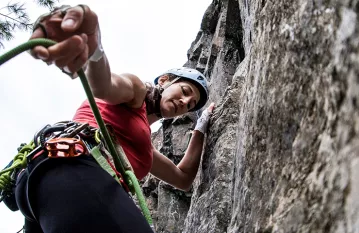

{"left": 154, "top": 67, "right": 209, "bottom": 111}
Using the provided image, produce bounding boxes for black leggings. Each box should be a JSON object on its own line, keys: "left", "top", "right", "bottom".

{"left": 15, "top": 155, "right": 154, "bottom": 233}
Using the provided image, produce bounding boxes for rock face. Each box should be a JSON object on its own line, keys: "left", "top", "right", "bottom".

{"left": 148, "top": 0, "right": 359, "bottom": 232}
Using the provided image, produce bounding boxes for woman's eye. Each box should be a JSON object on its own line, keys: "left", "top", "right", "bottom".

{"left": 181, "top": 86, "right": 187, "bottom": 95}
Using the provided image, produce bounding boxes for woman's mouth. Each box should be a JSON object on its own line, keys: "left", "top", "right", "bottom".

{"left": 171, "top": 100, "right": 178, "bottom": 113}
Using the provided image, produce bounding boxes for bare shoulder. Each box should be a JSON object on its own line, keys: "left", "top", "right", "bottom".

{"left": 113, "top": 73, "right": 147, "bottom": 108}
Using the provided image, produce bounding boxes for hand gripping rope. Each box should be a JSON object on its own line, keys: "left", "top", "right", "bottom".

{"left": 0, "top": 39, "right": 153, "bottom": 226}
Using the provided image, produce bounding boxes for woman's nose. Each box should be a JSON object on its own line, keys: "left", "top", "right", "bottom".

{"left": 180, "top": 97, "right": 190, "bottom": 104}
{"left": 180, "top": 97, "right": 192, "bottom": 109}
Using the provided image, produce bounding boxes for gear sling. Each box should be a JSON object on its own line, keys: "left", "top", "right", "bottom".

{"left": 0, "top": 39, "right": 153, "bottom": 231}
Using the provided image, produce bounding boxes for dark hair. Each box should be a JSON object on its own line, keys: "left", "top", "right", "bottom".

{"left": 145, "top": 74, "right": 179, "bottom": 102}
{"left": 144, "top": 82, "right": 155, "bottom": 102}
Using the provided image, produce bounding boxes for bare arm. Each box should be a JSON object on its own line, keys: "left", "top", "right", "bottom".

{"left": 150, "top": 103, "right": 214, "bottom": 191}
{"left": 86, "top": 57, "right": 146, "bottom": 106}
{"left": 150, "top": 130, "right": 205, "bottom": 191}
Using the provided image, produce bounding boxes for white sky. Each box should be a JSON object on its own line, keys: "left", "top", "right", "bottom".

{"left": 0, "top": 0, "right": 211, "bottom": 231}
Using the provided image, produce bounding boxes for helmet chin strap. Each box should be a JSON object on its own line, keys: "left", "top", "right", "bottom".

{"left": 160, "top": 77, "right": 180, "bottom": 91}
{"left": 146, "top": 77, "right": 181, "bottom": 118}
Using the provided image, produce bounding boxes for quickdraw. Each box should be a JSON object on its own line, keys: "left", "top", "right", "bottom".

{"left": 0, "top": 39, "right": 153, "bottom": 227}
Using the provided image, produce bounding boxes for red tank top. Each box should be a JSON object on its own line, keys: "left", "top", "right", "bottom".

{"left": 73, "top": 99, "right": 153, "bottom": 180}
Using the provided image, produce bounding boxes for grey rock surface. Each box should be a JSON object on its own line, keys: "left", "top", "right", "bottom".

{"left": 147, "top": 0, "right": 359, "bottom": 232}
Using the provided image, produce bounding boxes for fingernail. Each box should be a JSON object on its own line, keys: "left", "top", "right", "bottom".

{"left": 63, "top": 66, "right": 71, "bottom": 73}
{"left": 62, "top": 19, "right": 75, "bottom": 28}
{"left": 38, "top": 54, "right": 48, "bottom": 60}
{"left": 81, "top": 34, "right": 88, "bottom": 43}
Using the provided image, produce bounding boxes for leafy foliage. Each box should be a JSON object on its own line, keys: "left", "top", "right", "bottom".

{"left": 0, "top": 1, "right": 57, "bottom": 48}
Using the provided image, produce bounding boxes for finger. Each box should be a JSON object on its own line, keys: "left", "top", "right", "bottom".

{"left": 61, "top": 5, "right": 85, "bottom": 32}
{"left": 207, "top": 102, "right": 215, "bottom": 113}
{"left": 53, "top": 34, "right": 87, "bottom": 69}
{"left": 30, "top": 26, "right": 46, "bottom": 40}
{"left": 29, "top": 26, "right": 49, "bottom": 59}
{"left": 30, "top": 46, "right": 49, "bottom": 60}
{"left": 67, "top": 46, "right": 88, "bottom": 73}
{"left": 48, "top": 35, "right": 85, "bottom": 61}
{"left": 55, "top": 55, "right": 79, "bottom": 69}
{"left": 66, "top": 38, "right": 89, "bottom": 73}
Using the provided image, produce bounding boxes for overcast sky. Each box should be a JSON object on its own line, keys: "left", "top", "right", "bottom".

{"left": 0, "top": 0, "right": 211, "bottom": 231}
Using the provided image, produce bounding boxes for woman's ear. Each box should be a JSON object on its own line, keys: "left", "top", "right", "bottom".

{"left": 157, "top": 75, "right": 169, "bottom": 86}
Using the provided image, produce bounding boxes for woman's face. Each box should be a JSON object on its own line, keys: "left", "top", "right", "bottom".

{"left": 158, "top": 76, "right": 201, "bottom": 118}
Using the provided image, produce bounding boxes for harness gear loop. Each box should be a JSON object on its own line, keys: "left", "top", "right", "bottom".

{"left": 0, "top": 39, "right": 153, "bottom": 226}
{"left": 0, "top": 142, "right": 35, "bottom": 191}
{"left": 0, "top": 143, "right": 34, "bottom": 175}
{"left": 0, "top": 141, "right": 35, "bottom": 207}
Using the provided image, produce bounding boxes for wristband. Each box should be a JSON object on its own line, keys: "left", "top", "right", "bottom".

{"left": 194, "top": 109, "right": 211, "bottom": 134}
{"left": 89, "top": 26, "right": 104, "bottom": 62}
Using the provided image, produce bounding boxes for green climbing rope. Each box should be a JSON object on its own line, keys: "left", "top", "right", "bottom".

{"left": 125, "top": 170, "right": 152, "bottom": 224}
{"left": 0, "top": 142, "right": 35, "bottom": 191}
{"left": 0, "top": 39, "right": 153, "bottom": 226}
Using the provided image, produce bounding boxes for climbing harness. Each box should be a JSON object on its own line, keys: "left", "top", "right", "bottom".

{"left": 0, "top": 39, "right": 153, "bottom": 227}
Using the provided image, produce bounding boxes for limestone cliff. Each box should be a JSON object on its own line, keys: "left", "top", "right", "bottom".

{"left": 147, "top": 0, "right": 359, "bottom": 232}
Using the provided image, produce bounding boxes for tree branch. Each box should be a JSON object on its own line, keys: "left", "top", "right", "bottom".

{"left": 0, "top": 12, "right": 32, "bottom": 28}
